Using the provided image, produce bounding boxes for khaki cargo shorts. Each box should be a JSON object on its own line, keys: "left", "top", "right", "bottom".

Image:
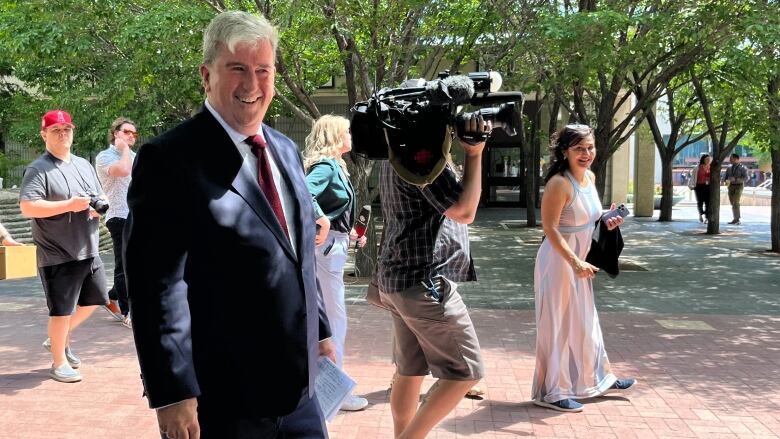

{"left": 377, "top": 276, "right": 485, "bottom": 380}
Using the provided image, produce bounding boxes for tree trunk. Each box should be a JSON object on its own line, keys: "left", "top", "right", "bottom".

{"left": 658, "top": 156, "right": 674, "bottom": 221}
{"left": 533, "top": 114, "right": 542, "bottom": 210}
{"left": 347, "top": 154, "right": 378, "bottom": 276}
{"left": 519, "top": 98, "right": 538, "bottom": 227}
{"left": 524, "top": 141, "right": 536, "bottom": 226}
{"left": 592, "top": 128, "right": 611, "bottom": 203}
{"left": 706, "top": 160, "right": 722, "bottom": 234}
{"left": 768, "top": 75, "right": 780, "bottom": 252}
{"left": 771, "top": 149, "right": 780, "bottom": 252}
{"left": 352, "top": 213, "right": 377, "bottom": 278}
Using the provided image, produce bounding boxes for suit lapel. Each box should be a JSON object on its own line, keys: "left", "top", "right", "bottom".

{"left": 229, "top": 161, "right": 297, "bottom": 261}
{"left": 263, "top": 126, "right": 307, "bottom": 259}
{"left": 197, "top": 111, "right": 295, "bottom": 262}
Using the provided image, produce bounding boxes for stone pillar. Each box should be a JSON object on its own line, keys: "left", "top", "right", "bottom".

{"left": 608, "top": 140, "right": 631, "bottom": 205}
{"left": 606, "top": 92, "right": 633, "bottom": 205}
{"left": 633, "top": 119, "right": 656, "bottom": 217}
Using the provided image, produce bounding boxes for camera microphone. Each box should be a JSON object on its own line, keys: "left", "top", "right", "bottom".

{"left": 425, "top": 75, "right": 475, "bottom": 106}
{"left": 354, "top": 205, "right": 371, "bottom": 239}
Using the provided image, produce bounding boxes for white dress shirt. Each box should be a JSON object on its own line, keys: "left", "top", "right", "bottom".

{"left": 204, "top": 100, "right": 298, "bottom": 255}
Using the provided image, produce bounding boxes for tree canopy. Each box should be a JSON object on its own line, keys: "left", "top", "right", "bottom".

{"left": 1, "top": 0, "right": 778, "bottom": 247}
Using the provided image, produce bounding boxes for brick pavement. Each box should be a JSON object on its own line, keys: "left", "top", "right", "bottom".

{"left": 2, "top": 204, "right": 779, "bottom": 438}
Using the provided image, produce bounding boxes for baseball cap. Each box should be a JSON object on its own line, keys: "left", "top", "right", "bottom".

{"left": 41, "top": 110, "right": 75, "bottom": 129}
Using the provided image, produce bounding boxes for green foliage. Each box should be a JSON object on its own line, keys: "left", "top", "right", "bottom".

{"left": 0, "top": 149, "right": 27, "bottom": 186}
{"left": 0, "top": 0, "right": 777, "bottom": 163}
{"left": 0, "top": 0, "right": 213, "bottom": 155}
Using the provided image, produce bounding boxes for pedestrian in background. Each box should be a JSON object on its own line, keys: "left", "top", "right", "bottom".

{"left": 303, "top": 114, "right": 368, "bottom": 412}
{"left": 532, "top": 124, "right": 635, "bottom": 413}
{"left": 690, "top": 154, "right": 712, "bottom": 223}
{"left": 95, "top": 117, "right": 138, "bottom": 328}
{"left": 19, "top": 110, "right": 109, "bottom": 383}
{"left": 724, "top": 153, "right": 748, "bottom": 225}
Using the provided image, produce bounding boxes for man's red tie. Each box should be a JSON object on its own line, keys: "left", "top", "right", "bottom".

{"left": 246, "top": 135, "right": 289, "bottom": 238}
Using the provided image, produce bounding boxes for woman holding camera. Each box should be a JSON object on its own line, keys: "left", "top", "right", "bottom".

{"left": 532, "top": 124, "right": 635, "bottom": 412}
{"left": 303, "top": 115, "right": 368, "bottom": 412}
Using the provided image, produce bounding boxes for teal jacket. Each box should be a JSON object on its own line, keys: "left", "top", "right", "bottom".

{"left": 305, "top": 159, "right": 356, "bottom": 226}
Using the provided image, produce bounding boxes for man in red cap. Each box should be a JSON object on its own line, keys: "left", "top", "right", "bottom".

{"left": 19, "top": 109, "right": 109, "bottom": 383}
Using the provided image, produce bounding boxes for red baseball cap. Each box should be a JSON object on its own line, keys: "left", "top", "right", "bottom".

{"left": 41, "top": 110, "right": 75, "bottom": 129}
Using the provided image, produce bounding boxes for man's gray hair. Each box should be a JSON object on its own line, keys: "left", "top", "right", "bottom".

{"left": 202, "top": 11, "right": 279, "bottom": 65}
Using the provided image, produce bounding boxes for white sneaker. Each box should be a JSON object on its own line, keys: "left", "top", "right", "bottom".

{"left": 42, "top": 338, "right": 81, "bottom": 368}
{"left": 49, "top": 363, "right": 82, "bottom": 383}
{"left": 340, "top": 394, "right": 368, "bottom": 411}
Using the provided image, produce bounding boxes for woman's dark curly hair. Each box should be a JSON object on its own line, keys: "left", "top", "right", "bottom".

{"left": 544, "top": 124, "right": 595, "bottom": 183}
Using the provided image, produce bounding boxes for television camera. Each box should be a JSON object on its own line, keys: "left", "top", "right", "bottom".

{"left": 350, "top": 71, "right": 523, "bottom": 185}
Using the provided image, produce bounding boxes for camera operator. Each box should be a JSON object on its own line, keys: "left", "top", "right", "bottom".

{"left": 19, "top": 109, "right": 109, "bottom": 383}
{"left": 376, "top": 114, "right": 491, "bottom": 439}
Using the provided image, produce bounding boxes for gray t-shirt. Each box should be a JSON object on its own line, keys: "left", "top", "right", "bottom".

{"left": 95, "top": 145, "right": 135, "bottom": 221}
{"left": 20, "top": 152, "right": 102, "bottom": 267}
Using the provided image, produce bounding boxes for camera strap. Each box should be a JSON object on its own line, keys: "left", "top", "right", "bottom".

{"left": 46, "top": 152, "right": 95, "bottom": 197}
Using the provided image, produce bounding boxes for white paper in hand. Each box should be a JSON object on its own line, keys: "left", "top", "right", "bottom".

{"left": 314, "top": 356, "right": 356, "bottom": 421}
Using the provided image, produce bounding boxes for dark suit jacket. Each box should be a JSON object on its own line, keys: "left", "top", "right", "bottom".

{"left": 124, "top": 109, "right": 330, "bottom": 419}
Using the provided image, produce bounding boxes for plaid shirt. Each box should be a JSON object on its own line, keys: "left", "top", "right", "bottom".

{"left": 377, "top": 161, "right": 476, "bottom": 293}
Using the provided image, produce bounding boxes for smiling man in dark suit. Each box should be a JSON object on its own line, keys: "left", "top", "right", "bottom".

{"left": 124, "top": 10, "right": 334, "bottom": 439}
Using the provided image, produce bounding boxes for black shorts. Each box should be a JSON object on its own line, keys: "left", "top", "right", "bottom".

{"left": 39, "top": 257, "right": 109, "bottom": 317}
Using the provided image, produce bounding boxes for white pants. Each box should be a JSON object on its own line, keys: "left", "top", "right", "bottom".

{"left": 315, "top": 230, "right": 350, "bottom": 368}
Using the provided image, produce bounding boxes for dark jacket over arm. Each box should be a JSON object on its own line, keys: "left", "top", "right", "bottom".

{"left": 585, "top": 220, "right": 624, "bottom": 278}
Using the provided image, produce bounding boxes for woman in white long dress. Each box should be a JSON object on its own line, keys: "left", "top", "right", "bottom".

{"left": 532, "top": 124, "right": 636, "bottom": 413}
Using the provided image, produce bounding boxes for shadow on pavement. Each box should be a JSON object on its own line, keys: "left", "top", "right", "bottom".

{"left": 0, "top": 369, "right": 50, "bottom": 395}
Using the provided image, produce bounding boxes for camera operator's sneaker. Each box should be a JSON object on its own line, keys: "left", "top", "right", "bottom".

{"left": 340, "top": 395, "right": 368, "bottom": 411}
{"left": 42, "top": 338, "right": 81, "bottom": 369}
{"left": 49, "top": 363, "right": 82, "bottom": 383}
{"left": 604, "top": 378, "right": 637, "bottom": 395}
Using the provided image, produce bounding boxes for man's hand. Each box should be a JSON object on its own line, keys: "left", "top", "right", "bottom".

{"left": 88, "top": 208, "right": 101, "bottom": 219}
{"left": 157, "top": 398, "right": 200, "bottom": 439}
{"left": 457, "top": 114, "right": 492, "bottom": 156}
{"left": 318, "top": 338, "right": 337, "bottom": 364}
{"left": 315, "top": 216, "right": 330, "bottom": 246}
{"left": 68, "top": 196, "right": 91, "bottom": 212}
{"left": 115, "top": 136, "right": 129, "bottom": 151}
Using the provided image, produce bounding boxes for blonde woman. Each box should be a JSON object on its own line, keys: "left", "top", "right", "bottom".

{"left": 303, "top": 115, "right": 368, "bottom": 411}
